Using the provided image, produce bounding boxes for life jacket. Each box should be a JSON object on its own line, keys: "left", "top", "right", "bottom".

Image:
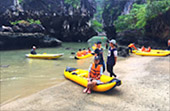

{"left": 128, "top": 43, "right": 138, "bottom": 50}
{"left": 88, "top": 50, "right": 91, "bottom": 53}
{"left": 141, "top": 46, "right": 146, "bottom": 51}
{"left": 128, "top": 43, "right": 134, "bottom": 47}
{"left": 141, "top": 46, "right": 151, "bottom": 52}
{"left": 82, "top": 50, "right": 87, "bottom": 55}
{"left": 77, "top": 51, "right": 82, "bottom": 57}
{"left": 168, "top": 39, "right": 170, "bottom": 46}
{"left": 146, "top": 47, "right": 151, "bottom": 52}
{"left": 89, "top": 63, "right": 102, "bottom": 80}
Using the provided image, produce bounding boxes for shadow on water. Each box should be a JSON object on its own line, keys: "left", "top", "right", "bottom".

{"left": 0, "top": 65, "right": 10, "bottom": 68}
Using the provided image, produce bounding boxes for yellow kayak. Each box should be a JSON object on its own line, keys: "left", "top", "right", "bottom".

{"left": 132, "top": 49, "right": 170, "bottom": 53}
{"left": 64, "top": 67, "right": 122, "bottom": 92}
{"left": 92, "top": 46, "right": 97, "bottom": 50}
{"left": 25, "top": 53, "right": 64, "bottom": 59}
{"left": 135, "top": 50, "right": 170, "bottom": 56}
{"left": 75, "top": 53, "right": 93, "bottom": 59}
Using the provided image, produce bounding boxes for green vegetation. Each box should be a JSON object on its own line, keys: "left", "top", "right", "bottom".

{"left": 114, "top": 0, "right": 170, "bottom": 32}
{"left": 11, "top": 19, "right": 41, "bottom": 25}
{"left": 91, "top": 20, "right": 103, "bottom": 33}
{"left": 19, "top": 0, "right": 23, "bottom": 4}
{"left": 64, "top": 0, "right": 80, "bottom": 8}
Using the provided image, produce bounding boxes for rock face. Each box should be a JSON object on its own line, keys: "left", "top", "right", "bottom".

{"left": 12, "top": 23, "right": 45, "bottom": 33}
{"left": 145, "top": 9, "right": 170, "bottom": 42}
{"left": 0, "top": 32, "right": 62, "bottom": 50}
{"left": 0, "top": 0, "right": 97, "bottom": 42}
{"left": 101, "top": 0, "right": 146, "bottom": 40}
{"left": 103, "top": 26, "right": 117, "bottom": 39}
{"left": 116, "top": 30, "right": 167, "bottom": 49}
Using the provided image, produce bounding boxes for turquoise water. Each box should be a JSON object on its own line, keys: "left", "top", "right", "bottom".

{"left": 0, "top": 43, "right": 96, "bottom": 104}
{"left": 0, "top": 42, "right": 120, "bottom": 104}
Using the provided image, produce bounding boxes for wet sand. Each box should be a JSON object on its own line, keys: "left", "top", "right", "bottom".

{"left": 1, "top": 55, "right": 170, "bottom": 111}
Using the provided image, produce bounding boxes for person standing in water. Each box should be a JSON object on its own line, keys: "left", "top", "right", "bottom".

{"left": 94, "top": 41, "right": 105, "bottom": 72}
{"left": 83, "top": 56, "right": 103, "bottom": 94}
{"left": 30, "top": 46, "right": 37, "bottom": 54}
{"left": 107, "top": 39, "right": 117, "bottom": 77}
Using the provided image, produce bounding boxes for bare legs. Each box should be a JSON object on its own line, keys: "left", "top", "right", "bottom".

{"left": 83, "top": 80, "right": 97, "bottom": 94}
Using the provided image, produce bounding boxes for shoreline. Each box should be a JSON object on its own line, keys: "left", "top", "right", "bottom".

{"left": 1, "top": 55, "right": 169, "bottom": 111}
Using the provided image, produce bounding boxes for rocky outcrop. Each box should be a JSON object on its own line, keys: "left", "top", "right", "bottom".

{"left": 145, "top": 9, "right": 170, "bottom": 42}
{"left": 12, "top": 23, "right": 45, "bottom": 33}
{"left": 117, "top": 46, "right": 129, "bottom": 57}
{"left": 0, "top": 0, "right": 97, "bottom": 42}
{"left": 116, "top": 30, "right": 167, "bottom": 49}
{"left": 0, "top": 32, "right": 62, "bottom": 50}
{"left": 103, "top": 26, "right": 117, "bottom": 39}
{"left": 101, "top": 0, "right": 146, "bottom": 40}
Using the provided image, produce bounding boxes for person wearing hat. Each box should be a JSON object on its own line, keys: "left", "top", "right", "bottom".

{"left": 30, "top": 46, "right": 37, "bottom": 55}
{"left": 107, "top": 39, "right": 117, "bottom": 77}
{"left": 94, "top": 41, "right": 105, "bottom": 72}
{"left": 83, "top": 56, "right": 103, "bottom": 94}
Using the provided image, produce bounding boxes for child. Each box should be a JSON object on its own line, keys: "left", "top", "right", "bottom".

{"left": 83, "top": 56, "right": 103, "bottom": 94}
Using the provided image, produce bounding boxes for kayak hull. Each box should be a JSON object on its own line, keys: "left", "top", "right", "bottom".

{"left": 135, "top": 50, "right": 170, "bottom": 56}
{"left": 25, "top": 53, "right": 64, "bottom": 59}
{"left": 64, "top": 67, "right": 122, "bottom": 92}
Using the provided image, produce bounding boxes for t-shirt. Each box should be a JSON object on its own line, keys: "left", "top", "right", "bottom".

{"left": 107, "top": 47, "right": 117, "bottom": 65}
{"left": 30, "top": 49, "right": 37, "bottom": 54}
{"left": 94, "top": 48, "right": 104, "bottom": 64}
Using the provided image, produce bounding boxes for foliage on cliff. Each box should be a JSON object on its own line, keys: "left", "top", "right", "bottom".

{"left": 114, "top": 0, "right": 170, "bottom": 32}
{"left": 91, "top": 20, "right": 103, "bottom": 33}
{"left": 11, "top": 19, "right": 41, "bottom": 25}
{"left": 102, "top": 0, "right": 127, "bottom": 26}
{"left": 64, "top": 0, "right": 80, "bottom": 8}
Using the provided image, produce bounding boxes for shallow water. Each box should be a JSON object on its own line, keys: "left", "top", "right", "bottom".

{"left": 0, "top": 42, "right": 123, "bottom": 104}
{"left": 0, "top": 43, "right": 99, "bottom": 104}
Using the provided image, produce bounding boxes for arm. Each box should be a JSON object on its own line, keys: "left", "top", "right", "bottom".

{"left": 96, "top": 67, "right": 103, "bottom": 80}
{"left": 114, "top": 57, "right": 117, "bottom": 65}
{"left": 88, "top": 64, "right": 92, "bottom": 81}
{"left": 114, "top": 50, "right": 118, "bottom": 65}
{"left": 94, "top": 49, "right": 98, "bottom": 56}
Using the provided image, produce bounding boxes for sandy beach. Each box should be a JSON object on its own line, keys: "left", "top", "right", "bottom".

{"left": 1, "top": 55, "right": 169, "bottom": 111}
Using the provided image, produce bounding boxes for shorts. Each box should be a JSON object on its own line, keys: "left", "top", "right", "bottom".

{"left": 96, "top": 80, "right": 101, "bottom": 84}
{"left": 89, "top": 78, "right": 102, "bottom": 85}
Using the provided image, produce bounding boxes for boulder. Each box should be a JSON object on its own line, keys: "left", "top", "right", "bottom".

{"left": 0, "top": 32, "right": 62, "bottom": 50}
{"left": 12, "top": 25, "right": 23, "bottom": 32}
{"left": 12, "top": 23, "right": 45, "bottom": 33}
{"left": 117, "top": 46, "right": 129, "bottom": 57}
